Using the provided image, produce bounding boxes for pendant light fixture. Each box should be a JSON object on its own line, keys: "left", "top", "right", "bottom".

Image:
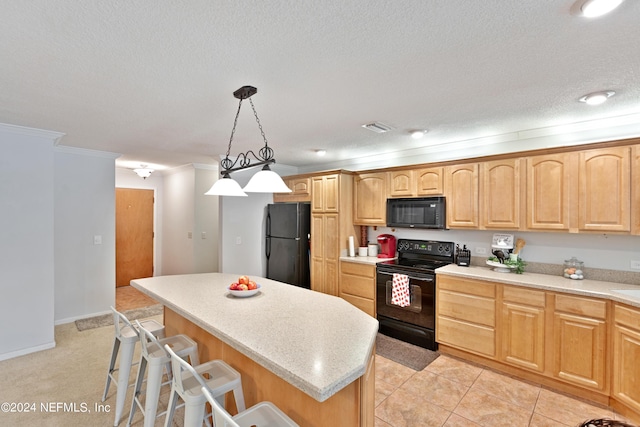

{"left": 133, "top": 164, "right": 154, "bottom": 179}
{"left": 205, "top": 86, "right": 292, "bottom": 197}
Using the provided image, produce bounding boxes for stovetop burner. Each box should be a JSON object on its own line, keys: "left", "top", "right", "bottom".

{"left": 377, "top": 238, "right": 456, "bottom": 273}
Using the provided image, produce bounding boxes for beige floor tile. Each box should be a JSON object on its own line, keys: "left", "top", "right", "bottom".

{"left": 376, "top": 378, "right": 397, "bottom": 407}
{"left": 375, "top": 417, "right": 394, "bottom": 427}
{"left": 534, "top": 388, "right": 615, "bottom": 426}
{"left": 400, "top": 369, "right": 470, "bottom": 411}
{"left": 454, "top": 387, "right": 532, "bottom": 427}
{"left": 529, "top": 412, "right": 572, "bottom": 427}
{"left": 442, "top": 413, "right": 482, "bottom": 427}
{"left": 375, "top": 387, "right": 451, "bottom": 427}
{"left": 424, "top": 355, "right": 483, "bottom": 387}
{"left": 470, "top": 369, "right": 540, "bottom": 411}
{"left": 375, "top": 356, "right": 417, "bottom": 388}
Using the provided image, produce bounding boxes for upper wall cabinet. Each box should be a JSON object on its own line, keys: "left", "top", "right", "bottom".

{"left": 388, "top": 170, "right": 414, "bottom": 197}
{"left": 388, "top": 167, "right": 444, "bottom": 198}
{"left": 578, "top": 146, "right": 631, "bottom": 232}
{"left": 444, "top": 163, "right": 479, "bottom": 228}
{"left": 633, "top": 146, "right": 640, "bottom": 235}
{"left": 354, "top": 172, "right": 387, "bottom": 225}
{"left": 416, "top": 167, "right": 444, "bottom": 196}
{"left": 312, "top": 174, "right": 339, "bottom": 213}
{"left": 525, "top": 153, "right": 576, "bottom": 232}
{"left": 273, "top": 177, "right": 311, "bottom": 203}
{"left": 482, "top": 159, "right": 522, "bottom": 230}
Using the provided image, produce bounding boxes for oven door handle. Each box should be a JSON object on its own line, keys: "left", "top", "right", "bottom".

{"left": 378, "top": 271, "right": 434, "bottom": 282}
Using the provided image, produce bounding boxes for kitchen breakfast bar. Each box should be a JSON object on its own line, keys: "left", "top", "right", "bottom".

{"left": 132, "top": 273, "right": 378, "bottom": 427}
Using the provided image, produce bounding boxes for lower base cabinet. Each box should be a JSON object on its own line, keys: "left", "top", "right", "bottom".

{"left": 613, "top": 304, "right": 640, "bottom": 414}
{"left": 339, "top": 261, "right": 375, "bottom": 317}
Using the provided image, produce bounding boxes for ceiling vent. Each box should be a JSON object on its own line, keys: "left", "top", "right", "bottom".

{"left": 361, "top": 122, "right": 394, "bottom": 133}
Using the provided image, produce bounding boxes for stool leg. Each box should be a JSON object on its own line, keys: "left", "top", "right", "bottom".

{"left": 163, "top": 389, "right": 178, "bottom": 427}
{"left": 232, "top": 384, "right": 246, "bottom": 412}
{"left": 126, "top": 356, "right": 147, "bottom": 427}
{"left": 113, "top": 340, "right": 136, "bottom": 426}
{"left": 142, "top": 361, "right": 164, "bottom": 427}
{"left": 102, "top": 337, "right": 121, "bottom": 402}
{"left": 188, "top": 348, "right": 199, "bottom": 366}
{"left": 182, "top": 399, "right": 206, "bottom": 427}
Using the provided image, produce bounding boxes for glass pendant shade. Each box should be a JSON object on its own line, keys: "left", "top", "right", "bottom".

{"left": 243, "top": 166, "right": 292, "bottom": 193}
{"left": 205, "top": 175, "right": 248, "bottom": 197}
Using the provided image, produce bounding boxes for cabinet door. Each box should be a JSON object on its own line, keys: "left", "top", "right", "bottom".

{"left": 482, "top": 158, "right": 521, "bottom": 229}
{"left": 444, "top": 163, "right": 479, "bottom": 228}
{"left": 353, "top": 173, "right": 387, "bottom": 225}
{"left": 631, "top": 145, "right": 639, "bottom": 235}
{"left": 311, "top": 174, "right": 339, "bottom": 213}
{"left": 579, "top": 147, "right": 630, "bottom": 232}
{"left": 553, "top": 312, "right": 607, "bottom": 391}
{"left": 613, "top": 304, "right": 640, "bottom": 413}
{"left": 416, "top": 167, "right": 443, "bottom": 196}
{"left": 310, "top": 214, "right": 325, "bottom": 292}
{"left": 323, "top": 214, "right": 339, "bottom": 296}
{"left": 526, "top": 153, "right": 575, "bottom": 231}
{"left": 312, "top": 177, "right": 325, "bottom": 212}
{"left": 388, "top": 170, "right": 414, "bottom": 197}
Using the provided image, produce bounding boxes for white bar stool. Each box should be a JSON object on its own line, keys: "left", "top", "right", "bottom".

{"left": 102, "top": 306, "right": 165, "bottom": 426}
{"left": 202, "top": 386, "right": 299, "bottom": 427}
{"left": 127, "top": 320, "right": 200, "bottom": 427}
{"left": 164, "top": 343, "right": 246, "bottom": 427}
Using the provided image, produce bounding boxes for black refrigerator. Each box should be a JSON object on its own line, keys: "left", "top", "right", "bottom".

{"left": 265, "top": 202, "right": 311, "bottom": 289}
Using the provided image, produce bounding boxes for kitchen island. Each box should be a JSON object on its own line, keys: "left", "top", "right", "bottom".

{"left": 132, "top": 273, "right": 378, "bottom": 427}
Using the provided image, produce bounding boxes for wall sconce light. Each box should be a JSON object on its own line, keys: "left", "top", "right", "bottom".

{"left": 205, "top": 86, "right": 292, "bottom": 197}
{"left": 133, "top": 164, "right": 154, "bottom": 179}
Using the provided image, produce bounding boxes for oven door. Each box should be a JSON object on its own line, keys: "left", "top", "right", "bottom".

{"left": 376, "top": 268, "right": 435, "bottom": 330}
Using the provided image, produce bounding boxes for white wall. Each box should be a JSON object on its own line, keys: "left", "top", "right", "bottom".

{"left": 115, "top": 167, "right": 164, "bottom": 275}
{"left": 194, "top": 166, "right": 219, "bottom": 273}
{"left": 54, "top": 147, "right": 119, "bottom": 324}
{"left": 0, "top": 124, "right": 59, "bottom": 360}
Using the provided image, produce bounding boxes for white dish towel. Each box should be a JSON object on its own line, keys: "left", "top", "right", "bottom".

{"left": 391, "top": 273, "right": 410, "bottom": 307}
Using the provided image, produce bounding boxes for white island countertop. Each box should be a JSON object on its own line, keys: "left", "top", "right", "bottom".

{"left": 131, "top": 273, "right": 378, "bottom": 402}
{"left": 436, "top": 264, "right": 640, "bottom": 308}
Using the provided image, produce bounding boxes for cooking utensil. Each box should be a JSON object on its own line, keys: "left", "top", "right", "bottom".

{"left": 513, "top": 238, "right": 526, "bottom": 254}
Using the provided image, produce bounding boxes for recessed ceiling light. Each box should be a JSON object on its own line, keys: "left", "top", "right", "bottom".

{"left": 579, "top": 91, "right": 616, "bottom": 105}
{"left": 579, "top": 0, "right": 624, "bottom": 17}
{"left": 315, "top": 149, "right": 326, "bottom": 157}
{"left": 410, "top": 130, "right": 427, "bottom": 139}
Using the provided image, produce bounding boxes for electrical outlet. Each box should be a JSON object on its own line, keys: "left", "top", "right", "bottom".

{"left": 187, "top": 231, "right": 193, "bottom": 239}
{"left": 236, "top": 237, "right": 242, "bottom": 245}
{"left": 475, "top": 247, "right": 487, "bottom": 255}
{"left": 631, "top": 260, "right": 640, "bottom": 270}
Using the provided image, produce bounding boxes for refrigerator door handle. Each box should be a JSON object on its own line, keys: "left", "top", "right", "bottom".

{"left": 266, "top": 237, "right": 271, "bottom": 259}
{"left": 266, "top": 211, "right": 271, "bottom": 236}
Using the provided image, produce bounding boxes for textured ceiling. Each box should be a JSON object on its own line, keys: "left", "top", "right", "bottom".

{"left": 1, "top": 1, "right": 639, "bottom": 173}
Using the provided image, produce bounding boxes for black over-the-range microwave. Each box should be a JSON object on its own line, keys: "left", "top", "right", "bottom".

{"left": 386, "top": 196, "right": 446, "bottom": 229}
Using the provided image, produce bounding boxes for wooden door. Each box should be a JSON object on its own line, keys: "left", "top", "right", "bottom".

{"left": 116, "top": 188, "right": 154, "bottom": 287}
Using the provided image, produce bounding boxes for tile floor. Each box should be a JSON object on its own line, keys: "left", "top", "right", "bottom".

{"left": 375, "top": 354, "right": 633, "bottom": 427}
{"left": 117, "top": 286, "right": 635, "bottom": 427}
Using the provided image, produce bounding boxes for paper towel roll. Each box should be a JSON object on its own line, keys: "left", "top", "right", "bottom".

{"left": 348, "top": 236, "right": 355, "bottom": 257}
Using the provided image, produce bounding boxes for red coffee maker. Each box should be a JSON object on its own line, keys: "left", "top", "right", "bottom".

{"left": 377, "top": 234, "right": 397, "bottom": 258}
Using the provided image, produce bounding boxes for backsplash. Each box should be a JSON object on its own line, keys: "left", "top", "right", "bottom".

{"left": 470, "top": 256, "right": 640, "bottom": 286}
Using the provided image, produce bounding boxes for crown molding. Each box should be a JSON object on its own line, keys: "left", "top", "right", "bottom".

{"left": 0, "top": 122, "right": 65, "bottom": 143}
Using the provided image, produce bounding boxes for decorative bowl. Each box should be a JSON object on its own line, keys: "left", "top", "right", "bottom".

{"left": 228, "top": 284, "right": 261, "bottom": 297}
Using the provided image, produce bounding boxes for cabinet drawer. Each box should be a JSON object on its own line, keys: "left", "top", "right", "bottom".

{"left": 340, "top": 274, "right": 375, "bottom": 299}
{"left": 437, "top": 276, "right": 496, "bottom": 298}
{"left": 340, "top": 262, "right": 375, "bottom": 278}
{"left": 437, "top": 316, "right": 495, "bottom": 357}
{"left": 555, "top": 294, "right": 607, "bottom": 319}
{"left": 438, "top": 290, "right": 495, "bottom": 327}
{"left": 614, "top": 304, "right": 640, "bottom": 330}
{"left": 341, "top": 293, "right": 375, "bottom": 317}
{"left": 503, "top": 285, "right": 546, "bottom": 307}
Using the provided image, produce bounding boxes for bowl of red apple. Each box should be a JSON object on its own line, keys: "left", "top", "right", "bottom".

{"left": 228, "top": 275, "right": 261, "bottom": 297}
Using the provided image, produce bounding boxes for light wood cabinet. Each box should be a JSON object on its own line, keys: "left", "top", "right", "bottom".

{"left": 436, "top": 276, "right": 496, "bottom": 358}
{"left": 273, "top": 176, "right": 311, "bottom": 202}
{"left": 388, "top": 170, "right": 414, "bottom": 197}
{"left": 444, "top": 163, "right": 479, "bottom": 228}
{"left": 500, "top": 285, "right": 546, "bottom": 372}
{"left": 579, "top": 146, "right": 631, "bottom": 232}
{"left": 353, "top": 172, "right": 387, "bottom": 225}
{"left": 633, "top": 146, "right": 640, "bottom": 235}
{"left": 339, "top": 261, "right": 376, "bottom": 317}
{"left": 612, "top": 304, "right": 640, "bottom": 414}
{"left": 416, "top": 167, "right": 444, "bottom": 195}
{"left": 525, "top": 152, "right": 576, "bottom": 232}
{"left": 552, "top": 294, "right": 608, "bottom": 392}
{"left": 482, "top": 158, "right": 522, "bottom": 229}
{"left": 310, "top": 172, "right": 357, "bottom": 297}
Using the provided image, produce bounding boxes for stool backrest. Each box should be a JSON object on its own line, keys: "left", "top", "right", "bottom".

{"left": 164, "top": 344, "right": 209, "bottom": 396}
{"left": 201, "top": 386, "right": 239, "bottom": 427}
{"left": 135, "top": 320, "right": 162, "bottom": 358}
{"left": 110, "top": 306, "right": 135, "bottom": 339}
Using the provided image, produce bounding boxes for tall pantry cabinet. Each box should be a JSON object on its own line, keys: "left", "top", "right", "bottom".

{"left": 310, "top": 171, "right": 358, "bottom": 296}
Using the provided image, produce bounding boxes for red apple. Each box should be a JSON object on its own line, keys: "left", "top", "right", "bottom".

{"left": 237, "top": 283, "right": 249, "bottom": 291}
{"left": 238, "top": 275, "right": 250, "bottom": 285}
{"left": 247, "top": 281, "right": 257, "bottom": 290}
{"left": 229, "top": 282, "right": 239, "bottom": 290}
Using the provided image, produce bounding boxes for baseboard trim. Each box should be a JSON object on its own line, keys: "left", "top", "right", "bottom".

{"left": 55, "top": 309, "right": 111, "bottom": 326}
{"left": 0, "top": 340, "right": 56, "bottom": 362}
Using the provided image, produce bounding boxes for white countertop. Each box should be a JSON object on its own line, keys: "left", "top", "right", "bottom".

{"left": 131, "top": 273, "right": 378, "bottom": 402}
{"left": 436, "top": 264, "right": 640, "bottom": 308}
{"left": 339, "top": 255, "right": 396, "bottom": 265}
